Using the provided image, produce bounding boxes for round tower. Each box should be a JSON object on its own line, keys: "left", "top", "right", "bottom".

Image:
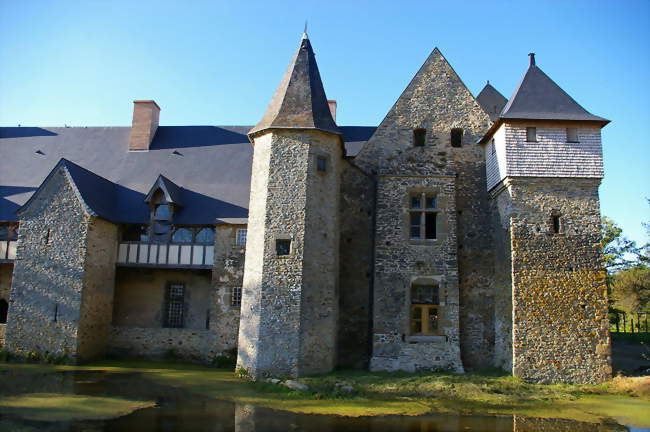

{"left": 236, "top": 33, "right": 343, "bottom": 378}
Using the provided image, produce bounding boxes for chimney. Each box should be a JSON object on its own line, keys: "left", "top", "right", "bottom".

{"left": 328, "top": 100, "right": 337, "bottom": 122}
{"left": 528, "top": 53, "right": 536, "bottom": 67}
{"left": 129, "top": 100, "right": 160, "bottom": 151}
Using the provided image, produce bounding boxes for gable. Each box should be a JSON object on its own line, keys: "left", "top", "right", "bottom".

{"left": 355, "top": 48, "right": 491, "bottom": 174}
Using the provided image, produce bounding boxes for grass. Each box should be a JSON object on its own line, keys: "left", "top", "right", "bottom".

{"left": 0, "top": 361, "right": 649, "bottom": 427}
{"left": 0, "top": 393, "right": 155, "bottom": 422}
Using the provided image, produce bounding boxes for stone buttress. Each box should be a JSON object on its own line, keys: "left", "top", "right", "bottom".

{"left": 236, "top": 34, "right": 343, "bottom": 378}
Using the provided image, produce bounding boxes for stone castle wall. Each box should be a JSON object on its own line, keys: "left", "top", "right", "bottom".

{"left": 370, "top": 175, "right": 463, "bottom": 372}
{"left": 108, "top": 326, "right": 218, "bottom": 361}
{"left": 505, "top": 178, "right": 611, "bottom": 383}
{"left": 337, "top": 161, "right": 374, "bottom": 368}
{"left": 5, "top": 169, "right": 89, "bottom": 360}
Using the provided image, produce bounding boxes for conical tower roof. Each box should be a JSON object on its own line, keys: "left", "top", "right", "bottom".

{"left": 476, "top": 82, "right": 507, "bottom": 121}
{"left": 249, "top": 33, "right": 341, "bottom": 137}
{"left": 500, "top": 54, "right": 608, "bottom": 123}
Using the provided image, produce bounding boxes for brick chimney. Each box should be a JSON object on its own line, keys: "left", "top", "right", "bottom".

{"left": 129, "top": 100, "right": 160, "bottom": 151}
{"left": 328, "top": 100, "right": 337, "bottom": 122}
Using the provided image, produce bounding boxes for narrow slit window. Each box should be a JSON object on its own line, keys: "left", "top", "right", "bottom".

{"left": 413, "top": 129, "right": 426, "bottom": 147}
{"left": 231, "top": 286, "right": 242, "bottom": 307}
{"left": 0, "top": 298, "right": 8, "bottom": 324}
{"left": 276, "top": 239, "right": 291, "bottom": 256}
{"left": 526, "top": 127, "right": 537, "bottom": 142}
{"left": 164, "top": 283, "right": 185, "bottom": 328}
{"left": 552, "top": 214, "right": 562, "bottom": 234}
{"left": 316, "top": 156, "right": 327, "bottom": 172}
{"left": 566, "top": 128, "right": 578, "bottom": 143}
{"left": 491, "top": 138, "right": 496, "bottom": 155}
{"left": 451, "top": 128, "right": 463, "bottom": 148}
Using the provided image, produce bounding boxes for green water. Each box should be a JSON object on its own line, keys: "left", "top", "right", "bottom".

{"left": 0, "top": 370, "right": 636, "bottom": 431}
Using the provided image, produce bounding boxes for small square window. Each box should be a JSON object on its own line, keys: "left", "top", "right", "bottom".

{"left": 526, "top": 127, "right": 537, "bottom": 142}
{"left": 316, "top": 156, "right": 327, "bottom": 172}
{"left": 566, "top": 128, "right": 578, "bottom": 143}
{"left": 425, "top": 196, "right": 436, "bottom": 209}
{"left": 410, "top": 196, "right": 422, "bottom": 209}
{"left": 413, "top": 129, "right": 426, "bottom": 147}
{"left": 276, "top": 239, "right": 291, "bottom": 256}
{"left": 451, "top": 129, "right": 463, "bottom": 148}
{"left": 236, "top": 229, "right": 247, "bottom": 246}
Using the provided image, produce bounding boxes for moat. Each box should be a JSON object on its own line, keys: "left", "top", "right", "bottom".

{"left": 0, "top": 362, "right": 646, "bottom": 432}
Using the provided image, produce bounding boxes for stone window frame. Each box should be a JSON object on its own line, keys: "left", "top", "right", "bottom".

{"left": 450, "top": 128, "right": 463, "bottom": 148}
{"left": 235, "top": 228, "right": 247, "bottom": 246}
{"left": 231, "top": 286, "right": 242, "bottom": 307}
{"left": 315, "top": 153, "right": 329, "bottom": 174}
{"left": 405, "top": 276, "right": 447, "bottom": 343}
{"left": 273, "top": 233, "right": 293, "bottom": 258}
{"left": 413, "top": 128, "right": 426, "bottom": 147}
{"left": 407, "top": 189, "right": 446, "bottom": 245}
{"left": 550, "top": 210, "right": 564, "bottom": 235}
{"left": 163, "top": 282, "right": 186, "bottom": 329}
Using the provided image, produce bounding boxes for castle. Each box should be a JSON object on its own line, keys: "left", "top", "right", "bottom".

{"left": 0, "top": 34, "right": 612, "bottom": 384}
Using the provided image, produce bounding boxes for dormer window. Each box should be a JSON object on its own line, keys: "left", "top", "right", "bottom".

{"left": 151, "top": 190, "right": 173, "bottom": 242}
{"left": 526, "top": 127, "right": 537, "bottom": 142}
{"left": 413, "top": 128, "right": 426, "bottom": 147}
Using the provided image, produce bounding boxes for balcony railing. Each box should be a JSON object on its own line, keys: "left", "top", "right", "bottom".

{"left": 116, "top": 242, "right": 214, "bottom": 269}
{"left": 0, "top": 240, "right": 16, "bottom": 261}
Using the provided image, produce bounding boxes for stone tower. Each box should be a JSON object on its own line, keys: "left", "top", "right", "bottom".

{"left": 482, "top": 54, "right": 612, "bottom": 383}
{"left": 236, "top": 33, "right": 343, "bottom": 379}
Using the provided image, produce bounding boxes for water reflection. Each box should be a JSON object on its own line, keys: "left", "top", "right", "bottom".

{"left": 0, "top": 370, "right": 631, "bottom": 432}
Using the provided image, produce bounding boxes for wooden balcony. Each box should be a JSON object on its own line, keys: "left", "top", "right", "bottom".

{"left": 116, "top": 242, "right": 214, "bottom": 269}
{"left": 0, "top": 240, "right": 16, "bottom": 262}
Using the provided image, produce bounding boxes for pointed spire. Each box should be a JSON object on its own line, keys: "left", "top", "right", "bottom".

{"left": 249, "top": 34, "right": 340, "bottom": 137}
{"left": 499, "top": 54, "right": 608, "bottom": 123}
{"left": 477, "top": 82, "right": 508, "bottom": 121}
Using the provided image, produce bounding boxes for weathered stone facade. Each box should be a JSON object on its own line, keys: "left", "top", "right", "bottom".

{"left": 0, "top": 37, "right": 612, "bottom": 384}
{"left": 5, "top": 167, "right": 116, "bottom": 361}
{"left": 237, "top": 130, "right": 342, "bottom": 378}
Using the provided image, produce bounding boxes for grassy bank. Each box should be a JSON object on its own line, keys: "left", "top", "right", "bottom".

{"left": 0, "top": 361, "right": 649, "bottom": 427}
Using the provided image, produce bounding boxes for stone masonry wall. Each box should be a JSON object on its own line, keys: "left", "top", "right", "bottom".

{"left": 5, "top": 168, "right": 89, "bottom": 360}
{"left": 337, "top": 161, "right": 374, "bottom": 368}
{"left": 237, "top": 130, "right": 341, "bottom": 378}
{"left": 0, "top": 263, "right": 12, "bottom": 346}
{"left": 369, "top": 175, "right": 463, "bottom": 372}
{"left": 507, "top": 178, "right": 611, "bottom": 383}
{"left": 211, "top": 224, "right": 246, "bottom": 355}
{"left": 77, "top": 218, "right": 117, "bottom": 361}
{"left": 355, "top": 48, "right": 493, "bottom": 370}
{"left": 108, "top": 326, "right": 218, "bottom": 361}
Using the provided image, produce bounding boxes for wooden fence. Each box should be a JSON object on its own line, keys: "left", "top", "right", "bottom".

{"left": 610, "top": 311, "right": 650, "bottom": 333}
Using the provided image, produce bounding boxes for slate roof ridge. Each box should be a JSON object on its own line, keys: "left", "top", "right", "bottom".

{"left": 248, "top": 34, "right": 341, "bottom": 137}
{"left": 17, "top": 158, "right": 119, "bottom": 222}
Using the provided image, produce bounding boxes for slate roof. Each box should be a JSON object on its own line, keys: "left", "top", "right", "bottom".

{"left": 500, "top": 56, "right": 609, "bottom": 123}
{"left": 248, "top": 34, "right": 340, "bottom": 137}
{"left": 476, "top": 82, "right": 508, "bottom": 121}
{"left": 0, "top": 125, "right": 375, "bottom": 223}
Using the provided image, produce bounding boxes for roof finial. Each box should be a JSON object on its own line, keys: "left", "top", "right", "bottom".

{"left": 487, "top": 79, "right": 490, "bottom": 85}
{"left": 302, "top": 21, "right": 308, "bottom": 39}
{"left": 528, "top": 52, "right": 536, "bottom": 67}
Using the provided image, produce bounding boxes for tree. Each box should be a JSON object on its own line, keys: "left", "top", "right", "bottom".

{"left": 610, "top": 265, "right": 650, "bottom": 313}
{"left": 601, "top": 217, "right": 641, "bottom": 272}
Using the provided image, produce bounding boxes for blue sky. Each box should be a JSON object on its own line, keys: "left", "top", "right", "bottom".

{"left": 1, "top": 0, "right": 648, "bottom": 245}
